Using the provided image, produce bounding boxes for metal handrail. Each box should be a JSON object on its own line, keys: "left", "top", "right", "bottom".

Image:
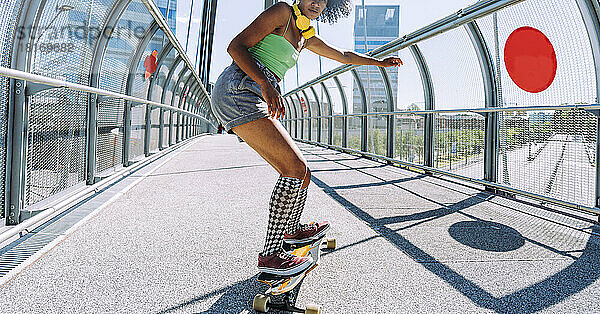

{"left": 283, "top": 0, "right": 525, "bottom": 97}
{"left": 0, "top": 66, "right": 216, "bottom": 127}
{"left": 295, "top": 138, "right": 600, "bottom": 216}
{"left": 281, "top": 104, "right": 600, "bottom": 120}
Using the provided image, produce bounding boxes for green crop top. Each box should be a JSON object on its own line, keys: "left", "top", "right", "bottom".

{"left": 248, "top": 13, "right": 300, "bottom": 80}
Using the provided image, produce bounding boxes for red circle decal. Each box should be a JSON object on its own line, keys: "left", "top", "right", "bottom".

{"left": 504, "top": 26, "right": 557, "bottom": 93}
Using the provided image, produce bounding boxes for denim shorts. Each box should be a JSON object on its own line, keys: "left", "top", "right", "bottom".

{"left": 210, "top": 57, "right": 281, "bottom": 132}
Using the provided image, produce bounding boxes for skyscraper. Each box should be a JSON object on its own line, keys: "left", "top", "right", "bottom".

{"left": 156, "top": 0, "right": 177, "bottom": 34}
{"left": 353, "top": 5, "right": 400, "bottom": 116}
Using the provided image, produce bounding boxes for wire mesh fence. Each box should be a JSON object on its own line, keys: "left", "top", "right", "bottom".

{"left": 0, "top": 0, "right": 213, "bottom": 223}
{"left": 498, "top": 109, "right": 597, "bottom": 207}
{"left": 26, "top": 89, "right": 87, "bottom": 206}
{"left": 394, "top": 114, "right": 425, "bottom": 165}
{"left": 434, "top": 113, "right": 485, "bottom": 179}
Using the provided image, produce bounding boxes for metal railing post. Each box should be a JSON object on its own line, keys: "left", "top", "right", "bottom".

{"left": 289, "top": 96, "right": 299, "bottom": 138}
{"left": 301, "top": 90, "right": 313, "bottom": 141}
{"left": 86, "top": 93, "right": 99, "bottom": 183}
{"left": 170, "top": 67, "right": 189, "bottom": 146}
{"left": 333, "top": 76, "right": 348, "bottom": 148}
{"left": 187, "top": 84, "right": 199, "bottom": 139}
{"left": 576, "top": 0, "right": 600, "bottom": 210}
{"left": 124, "top": 21, "right": 160, "bottom": 165}
{"left": 283, "top": 97, "right": 290, "bottom": 134}
{"left": 410, "top": 44, "right": 435, "bottom": 168}
{"left": 294, "top": 93, "right": 305, "bottom": 139}
{"left": 309, "top": 86, "right": 322, "bottom": 142}
{"left": 320, "top": 82, "right": 334, "bottom": 145}
{"left": 282, "top": 98, "right": 291, "bottom": 131}
{"left": 466, "top": 21, "right": 500, "bottom": 184}
{"left": 159, "top": 56, "right": 183, "bottom": 150}
{"left": 186, "top": 83, "right": 199, "bottom": 140}
{"left": 178, "top": 75, "right": 194, "bottom": 143}
{"left": 351, "top": 69, "right": 367, "bottom": 152}
{"left": 379, "top": 67, "right": 395, "bottom": 159}
{"left": 5, "top": 0, "right": 46, "bottom": 224}
{"left": 87, "top": 0, "right": 133, "bottom": 184}
{"left": 171, "top": 68, "right": 190, "bottom": 145}
{"left": 6, "top": 79, "right": 26, "bottom": 225}
{"left": 145, "top": 42, "right": 173, "bottom": 156}
{"left": 190, "top": 84, "right": 201, "bottom": 138}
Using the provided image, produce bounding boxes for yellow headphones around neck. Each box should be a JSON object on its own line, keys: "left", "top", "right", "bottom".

{"left": 292, "top": 1, "right": 316, "bottom": 39}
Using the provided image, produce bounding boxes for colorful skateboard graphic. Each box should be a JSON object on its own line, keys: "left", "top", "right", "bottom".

{"left": 253, "top": 234, "right": 336, "bottom": 313}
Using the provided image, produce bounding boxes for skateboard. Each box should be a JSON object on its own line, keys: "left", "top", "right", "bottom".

{"left": 253, "top": 234, "right": 336, "bottom": 313}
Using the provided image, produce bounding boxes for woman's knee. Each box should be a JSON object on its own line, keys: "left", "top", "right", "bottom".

{"left": 301, "top": 167, "right": 311, "bottom": 188}
{"left": 281, "top": 161, "right": 309, "bottom": 180}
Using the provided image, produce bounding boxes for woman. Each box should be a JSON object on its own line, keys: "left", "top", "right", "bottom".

{"left": 210, "top": 0, "right": 402, "bottom": 276}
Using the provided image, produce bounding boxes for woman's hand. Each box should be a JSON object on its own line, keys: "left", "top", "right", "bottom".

{"left": 379, "top": 56, "right": 403, "bottom": 67}
{"left": 260, "top": 83, "right": 286, "bottom": 119}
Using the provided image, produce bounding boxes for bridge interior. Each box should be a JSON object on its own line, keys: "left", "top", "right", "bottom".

{"left": 0, "top": 134, "right": 599, "bottom": 313}
{"left": 0, "top": 0, "right": 600, "bottom": 312}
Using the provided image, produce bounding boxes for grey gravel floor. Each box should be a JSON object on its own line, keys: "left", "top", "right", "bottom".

{"left": 0, "top": 134, "right": 599, "bottom": 313}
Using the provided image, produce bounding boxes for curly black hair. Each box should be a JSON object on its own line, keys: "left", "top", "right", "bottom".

{"left": 306, "top": 0, "right": 353, "bottom": 24}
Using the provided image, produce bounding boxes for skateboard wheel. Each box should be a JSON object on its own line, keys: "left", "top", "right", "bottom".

{"left": 305, "top": 303, "right": 322, "bottom": 314}
{"left": 326, "top": 238, "right": 336, "bottom": 249}
{"left": 253, "top": 294, "right": 270, "bottom": 312}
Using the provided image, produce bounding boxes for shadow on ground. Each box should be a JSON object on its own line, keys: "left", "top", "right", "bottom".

{"left": 162, "top": 145, "right": 600, "bottom": 313}
{"left": 309, "top": 156, "right": 600, "bottom": 313}
{"left": 156, "top": 274, "right": 261, "bottom": 313}
{"left": 157, "top": 273, "right": 309, "bottom": 314}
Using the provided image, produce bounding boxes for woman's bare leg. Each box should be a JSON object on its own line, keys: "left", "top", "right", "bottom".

{"left": 231, "top": 116, "right": 311, "bottom": 187}
{"left": 232, "top": 116, "right": 316, "bottom": 262}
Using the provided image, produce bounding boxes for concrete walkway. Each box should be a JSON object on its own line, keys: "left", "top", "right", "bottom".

{"left": 0, "top": 134, "right": 599, "bottom": 313}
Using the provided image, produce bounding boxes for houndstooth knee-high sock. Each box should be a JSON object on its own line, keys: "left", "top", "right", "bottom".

{"left": 286, "top": 186, "right": 308, "bottom": 234}
{"left": 260, "top": 176, "right": 303, "bottom": 257}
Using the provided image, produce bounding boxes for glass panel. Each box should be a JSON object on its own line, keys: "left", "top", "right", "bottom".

{"left": 348, "top": 71, "right": 362, "bottom": 151}
{"left": 149, "top": 48, "right": 177, "bottom": 153}
{"left": 388, "top": 49, "right": 424, "bottom": 111}
{"left": 164, "top": 61, "right": 185, "bottom": 107}
{"left": 358, "top": 66, "right": 388, "bottom": 156}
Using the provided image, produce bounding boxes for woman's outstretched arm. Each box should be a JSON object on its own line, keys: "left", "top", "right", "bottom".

{"left": 227, "top": 2, "right": 289, "bottom": 119}
{"left": 305, "top": 34, "right": 403, "bottom": 67}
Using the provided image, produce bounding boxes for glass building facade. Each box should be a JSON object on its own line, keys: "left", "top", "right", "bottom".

{"left": 155, "top": 0, "right": 177, "bottom": 34}
{"left": 353, "top": 5, "right": 400, "bottom": 120}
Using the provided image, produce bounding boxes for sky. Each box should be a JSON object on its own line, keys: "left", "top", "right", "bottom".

{"left": 172, "top": 0, "right": 598, "bottom": 111}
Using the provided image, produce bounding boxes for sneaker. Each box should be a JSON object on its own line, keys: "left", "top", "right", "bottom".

{"left": 283, "top": 221, "right": 330, "bottom": 245}
{"left": 258, "top": 251, "right": 313, "bottom": 276}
